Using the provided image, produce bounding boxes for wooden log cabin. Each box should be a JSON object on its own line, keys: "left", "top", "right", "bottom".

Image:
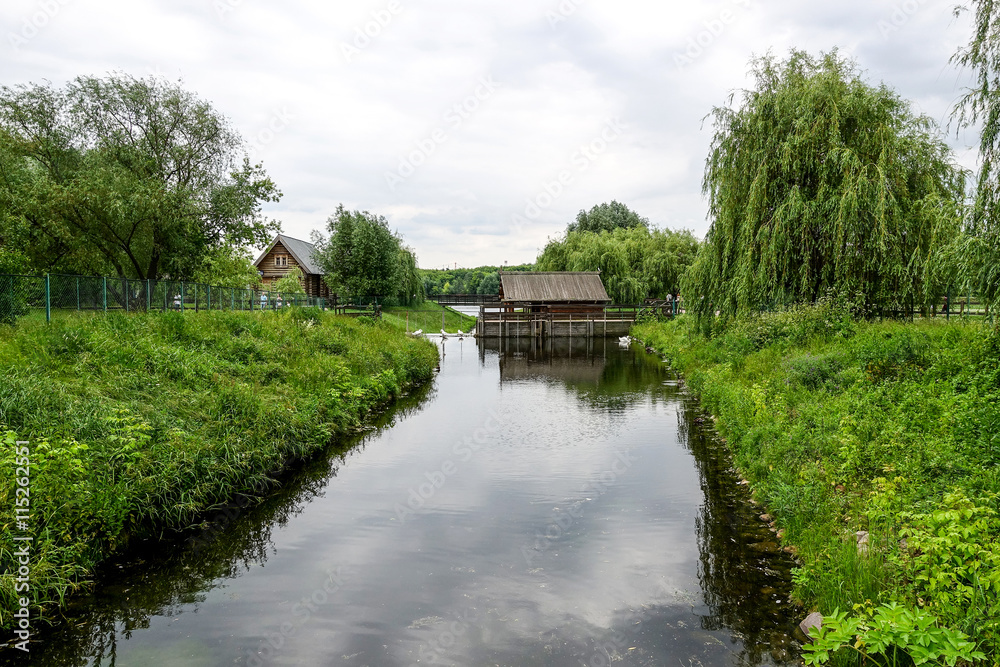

{"left": 253, "top": 234, "right": 330, "bottom": 299}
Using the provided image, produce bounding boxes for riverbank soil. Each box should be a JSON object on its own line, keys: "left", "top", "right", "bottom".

{"left": 0, "top": 309, "right": 438, "bottom": 631}
{"left": 634, "top": 305, "right": 1000, "bottom": 664}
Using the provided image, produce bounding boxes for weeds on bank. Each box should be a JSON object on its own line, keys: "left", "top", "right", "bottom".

{"left": 634, "top": 303, "right": 1000, "bottom": 665}
{"left": 0, "top": 309, "right": 438, "bottom": 629}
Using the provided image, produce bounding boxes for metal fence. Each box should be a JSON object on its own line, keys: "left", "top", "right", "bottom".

{"left": 0, "top": 273, "right": 328, "bottom": 324}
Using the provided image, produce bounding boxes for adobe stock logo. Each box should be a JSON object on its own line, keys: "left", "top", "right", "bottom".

{"left": 7, "top": 0, "right": 73, "bottom": 52}
{"left": 384, "top": 75, "right": 501, "bottom": 192}
{"left": 876, "top": 0, "right": 927, "bottom": 39}
{"left": 673, "top": 0, "right": 752, "bottom": 71}
{"left": 510, "top": 118, "right": 628, "bottom": 234}
{"left": 341, "top": 0, "right": 404, "bottom": 63}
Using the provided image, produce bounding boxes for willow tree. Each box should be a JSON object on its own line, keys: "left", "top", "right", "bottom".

{"left": 953, "top": 1, "right": 1000, "bottom": 312}
{"left": 537, "top": 225, "right": 700, "bottom": 304}
{"left": 688, "top": 50, "right": 965, "bottom": 318}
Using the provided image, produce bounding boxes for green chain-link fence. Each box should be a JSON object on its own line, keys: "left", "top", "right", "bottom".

{"left": 0, "top": 273, "right": 328, "bottom": 325}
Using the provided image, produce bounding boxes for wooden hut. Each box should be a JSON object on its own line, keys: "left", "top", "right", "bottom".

{"left": 253, "top": 234, "right": 330, "bottom": 299}
{"left": 498, "top": 271, "right": 611, "bottom": 314}
{"left": 479, "top": 271, "right": 634, "bottom": 338}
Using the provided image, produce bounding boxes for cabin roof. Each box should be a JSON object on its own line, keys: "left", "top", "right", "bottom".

{"left": 499, "top": 271, "right": 611, "bottom": 303}
{"left": 253, "top": 234, "right": 323, "bottom": 275}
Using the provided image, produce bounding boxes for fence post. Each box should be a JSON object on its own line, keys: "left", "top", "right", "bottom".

{"left": 124, "top": 279, "right": 129, "bottom": 313}
{"left": 76, "top": 276, "right": 80, "bottom": 311}
{"left": 102, "top": 277, "right": 107, "bottom": 313}
{"left": 181, "top": 282, "right": 185, "bottom": 312}
{"left": 207, "top": 285, "right": 211, "bottom": 311}
{"left": 146, "top": 280, "right": 151, "bottom": 313}
{"left": 45, "top": 274, "right": 51, "bottom": 323}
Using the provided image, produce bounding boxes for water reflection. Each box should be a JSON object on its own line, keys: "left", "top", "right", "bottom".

{"left": 3, "top": 339, "right": 799, "bottom": 667}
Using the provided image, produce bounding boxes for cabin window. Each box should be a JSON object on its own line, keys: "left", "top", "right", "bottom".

{"left": 275, "top": 254, "right": 288, "bottom": 267}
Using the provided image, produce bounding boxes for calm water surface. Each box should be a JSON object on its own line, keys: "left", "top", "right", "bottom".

{"left": 8, "top": 338, "right": 800, "bottom": 666}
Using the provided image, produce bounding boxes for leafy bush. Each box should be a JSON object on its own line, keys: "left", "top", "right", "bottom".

{"left": 896, "top": 492, "right": 1000, "bottom": 647}
{"left": 803, "top": 602, "right": 984, "bottom": 666}
{"left": 717, "top": 294, "right": 858, "bottom": 352}
{"left": 855, "top": 328, "right": 932, "bottom": 383}
{"left": 784, "top": 352, "right": 847, "bottom": 391}
{"left": 0, "top": 274, "right": 30, "bottom": 325}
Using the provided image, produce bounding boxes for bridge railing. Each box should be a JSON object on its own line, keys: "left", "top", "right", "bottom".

{"left": 430, "top": 294, "right": 501, "bottom": 306}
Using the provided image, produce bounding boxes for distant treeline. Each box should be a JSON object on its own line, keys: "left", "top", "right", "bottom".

{"left": 420, "top": 264, "right": 532, "bottom": 296}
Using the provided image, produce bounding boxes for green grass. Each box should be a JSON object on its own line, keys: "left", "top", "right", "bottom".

{"left": 383, "top": 302, "right": 476, "bottom": 334}
{"left": 0, "top": 308, "right": 438, "bottom": 629}
{"left": 634, "top": 305, "right": 1000, "bottom": 664}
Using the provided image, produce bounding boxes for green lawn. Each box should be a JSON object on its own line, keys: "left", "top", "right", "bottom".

{"left": 383, "top": 302, "right": 477, "bottom": 334}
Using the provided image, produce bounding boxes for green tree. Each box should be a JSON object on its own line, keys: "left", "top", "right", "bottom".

{"left": 0, "top": 74, "right": 281, "bottom": 280}
{"left": 537, "top": 226, "right": 699, "bottom": 303}
{"left": 396, "top": 245, "right": 424, "bottom": 306}
{"left": 952, "top": 1, "right": 1000, "bottom": 311}
{"left": 273, "top": 266, "right": 306, "bottom": 294}
{"left": 478, "top": 271, "right": 500, "bottom": 295}
{"left": 313, "top": 205, "right": 415, "bottom": 302}
{"left": 688, "top": 50, "right": 965, "bottom": 318}
{"left": 191, "top": 245, "right": 262, "bottom": 289}
{"left": 567, "top": 200, "right": 649, "bottom": 234}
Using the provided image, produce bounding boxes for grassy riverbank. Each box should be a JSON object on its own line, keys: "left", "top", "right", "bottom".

{"left": 382, "top": 302, "right": 476, "bottom": 334}
{"left": 0, "top": 309, "right": 438, "bottom": 631}
{"left": 634, "top": 305, "right": 1000, "bottom": 663}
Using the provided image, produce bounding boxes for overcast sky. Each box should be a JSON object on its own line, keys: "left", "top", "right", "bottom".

{"left": 0, "top": 0, "right": 980, "bottom": 269}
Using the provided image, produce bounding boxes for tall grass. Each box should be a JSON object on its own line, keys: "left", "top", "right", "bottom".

{"left": 634, "top": 306, "right": 1000, "bottom": 663}
{"left": 0, "top": 309, "right": 438, "bottom": 629}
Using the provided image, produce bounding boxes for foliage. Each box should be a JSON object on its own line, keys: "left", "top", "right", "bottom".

{"left": 803, "top": 603, "right": 984, "bottom": 666}
{"left": 897, "top": 492, "right": 1000, "bottom": 648}
{"left": 190, "top": 245, "right": 263, "bottom": 289}
{"left": 312, "top": 204, "right": 423, "bottom": 305}
{"left": 273, "top": 266, "right": 307, "bottom": 295}
{"left": 634, "top": 311, "right": 1000, "bottom": 662}
{"left": 420, "top": 264, "right": 533, "bottom": 296}
{"left": 689, "top": 50, "right": 965, "bottom": 318}
{"left": 396, "top": 244, "right": 424, "bottom": 306}
{"left": 0, "top": 246, "right": 30, "bottom": 275}
{"left": 952, "top": 0, "right": 1000, "bottom": 313}
{"left": 567, "top": 200, "right": 649, "bottom": 234}
{"left": 0, "top": 74, "right": 281, "bottom": 280}
{"left": 536, "top": 225, "right": 700, "bottom": 303}
{"left": 0, "top": 310, "right": 438, "bottom": 629}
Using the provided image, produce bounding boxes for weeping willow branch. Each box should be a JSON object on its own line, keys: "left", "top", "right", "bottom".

{"left": 686, "top": 50, "right": 966, "bottom": 319}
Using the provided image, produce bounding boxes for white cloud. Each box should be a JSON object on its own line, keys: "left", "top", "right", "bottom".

{"left": 0, "top": 0, "right": 979, "bottom": 267}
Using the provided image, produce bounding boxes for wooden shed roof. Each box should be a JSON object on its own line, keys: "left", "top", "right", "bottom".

{"left": 499, "top": 271, "right": 611, "bottom": 303}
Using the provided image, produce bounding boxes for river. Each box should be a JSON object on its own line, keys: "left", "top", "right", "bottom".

{"left": 8, "top": 337, "right": 800, "bottom": 666}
